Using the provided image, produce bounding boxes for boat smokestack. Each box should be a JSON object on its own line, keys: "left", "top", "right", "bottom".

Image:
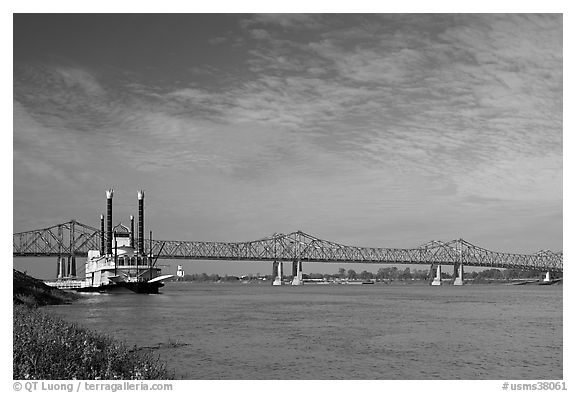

{"left": 138, "top": 190, "right": 144, "bottom": 255}
{"left": 100, "top": 214, "right": 105, "bottom": 255}
{"left": 106, "top": 189, "right": 113, "bottom": 255}
{"left": 130, "top": 215, "right": 135, "bottom": 248}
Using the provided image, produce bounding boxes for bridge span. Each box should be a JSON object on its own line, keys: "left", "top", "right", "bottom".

{"left": 13, "top": 220, "right": 563, "bottom": 286}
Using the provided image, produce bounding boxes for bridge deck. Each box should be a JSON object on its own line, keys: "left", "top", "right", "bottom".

{"left": 13, "top": 222, "right": 563, "bottom": 272}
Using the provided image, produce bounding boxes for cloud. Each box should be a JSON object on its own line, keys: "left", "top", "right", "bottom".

{"left": 249, "top": 29, "right": 271, "bottom": 40}
{"left": 14, "top": 64, "right": 318, "bottom": 181}
{"left": 13, "top": 100, "right": 102, "bottom": 188}
{"left": 54, "top": 67, "right": 105, "bottom": 95}
{"left": 13, "top": 14, "right": 562, "bottom": 227}
{"left": 208, "top": 36, "right": 228, "bottom": 45}
{"left": 157, "top": 15, "right": 561, "bottom": 203}
{"left": 14, "top": 64, "right": 115, "bottom": 133}
{"left": 241, "top": 14, "right": 325, "bottom": 30}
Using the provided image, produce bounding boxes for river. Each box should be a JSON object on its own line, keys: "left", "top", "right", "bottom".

{"left": 45, "top": 282, "right": 562, "bottom": 380}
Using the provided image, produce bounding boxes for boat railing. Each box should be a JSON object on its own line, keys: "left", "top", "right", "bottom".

{"left": 87, "top": 259, "right": 154, "bottom": 271}
{"left": 45, "top": 279, "right": 87, "bottom": 289}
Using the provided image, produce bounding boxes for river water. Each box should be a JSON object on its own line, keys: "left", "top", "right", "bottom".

{"left": 45, "top": 282, "right": 562, "bottom": 380}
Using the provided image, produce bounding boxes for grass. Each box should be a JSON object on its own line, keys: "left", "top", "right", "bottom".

{"left": 13, "top": 270, "right": 173, "bottom": 380}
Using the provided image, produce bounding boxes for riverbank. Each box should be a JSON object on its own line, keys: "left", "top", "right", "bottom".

{"left": 13, "top": 269, "right": 80, "bottom": 306}
{"left": 13, "top": 270, "right": 173, "bottom": 380}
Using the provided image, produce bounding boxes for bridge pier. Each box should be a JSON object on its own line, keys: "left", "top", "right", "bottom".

{"left": 57, "top": 257, "right": 63, "bottom": 278}
{"left": 70, "top": 256, "right": 76, "bottom": 277}
{"left": 541, "top": 271, "right": 551, "bottom": 283}
{"left": 430, "top": 264, "right": 442, "bottom": 286}
{"left": 65, "top": 256, "right": 76, "bottom": 277}
{"left": 272, "top": 261, "right": 283, "bottom": 286}
{"left": 291, "top": 260, "right": 303, "bottom": 286}
{"left": 69, "top": 220, "right": 76, "bottom": 277}
{"left": 453, "top": 263, "right": 464, "bottom": 286}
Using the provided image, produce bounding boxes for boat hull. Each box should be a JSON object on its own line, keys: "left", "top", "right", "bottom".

{"left": 76, "top": 281, "right": 165, "bottom": 294}
{"left": 538, "top": 278, "right": 562, "bottom": 286}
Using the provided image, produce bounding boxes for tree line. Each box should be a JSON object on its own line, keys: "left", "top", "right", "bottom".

{"left": 176, "top": 266, "right": 549, "bottom": 282}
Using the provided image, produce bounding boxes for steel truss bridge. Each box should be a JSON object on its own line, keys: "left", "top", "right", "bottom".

{"left": 13, "top": 220, "right": 563, "bottom": 273}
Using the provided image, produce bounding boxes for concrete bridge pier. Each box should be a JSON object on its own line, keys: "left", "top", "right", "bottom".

{"left": 271, "top": 261, "right": 277, "bottom": 284}
{"left": 291, "top": 260, "right": 303, "bottom": 286}
{"left": 272, "top": 261, "right": 283, "bottom": 286}
{"left": 65, "top": 256, "right": 76, "bottom": 277}
{"left": 430, "top": 264, "right": 442, "bottom": 286}
{"left": 57, "top": 257, "right": 64, "bottom": 278}
{"left": 541, "top": 271, "right": 551, "bottom": 283}
{"left": 70, "top": 256, "right": 76, "bottom": 277}
{"left": 453, "top": 263, "right": 464, "bottom": 286}
{"left": 65, "top": 256, "right": 70, "bottom": 277}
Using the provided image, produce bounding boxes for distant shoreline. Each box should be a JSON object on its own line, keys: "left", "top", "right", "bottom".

{"left": 165, "top": 278, "right": 560, "bottom": 286}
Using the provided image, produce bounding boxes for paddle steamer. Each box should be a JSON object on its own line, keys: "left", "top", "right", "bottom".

{"left": 45, "top": 190, "right": 172, "bottom": 293}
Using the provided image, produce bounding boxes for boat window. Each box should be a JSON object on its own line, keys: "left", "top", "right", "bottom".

{"left": 129, "top": 257, "right": 135, "bottom": 265}
{"left": 118, "top": 257, "right": 124, "bottom": 266}
{"left": 137, "top": 257, "right": 142, "bottom": 266}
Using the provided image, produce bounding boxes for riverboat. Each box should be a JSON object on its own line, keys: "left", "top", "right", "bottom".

{"left": 45, "top": 190, "right": 172, "bottom": 294}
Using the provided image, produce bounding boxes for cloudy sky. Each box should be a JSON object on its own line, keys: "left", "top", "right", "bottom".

{"left": 13, "top": 14, "right": 562, "bottom": 274}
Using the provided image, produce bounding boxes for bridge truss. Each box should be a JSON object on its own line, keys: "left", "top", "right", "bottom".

{"left": 13, "top": 221, "right": 563, "bottom": 273}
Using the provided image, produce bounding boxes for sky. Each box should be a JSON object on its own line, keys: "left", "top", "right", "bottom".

{"left": 12, "top": 14, "right": 563, "bottom": 277}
